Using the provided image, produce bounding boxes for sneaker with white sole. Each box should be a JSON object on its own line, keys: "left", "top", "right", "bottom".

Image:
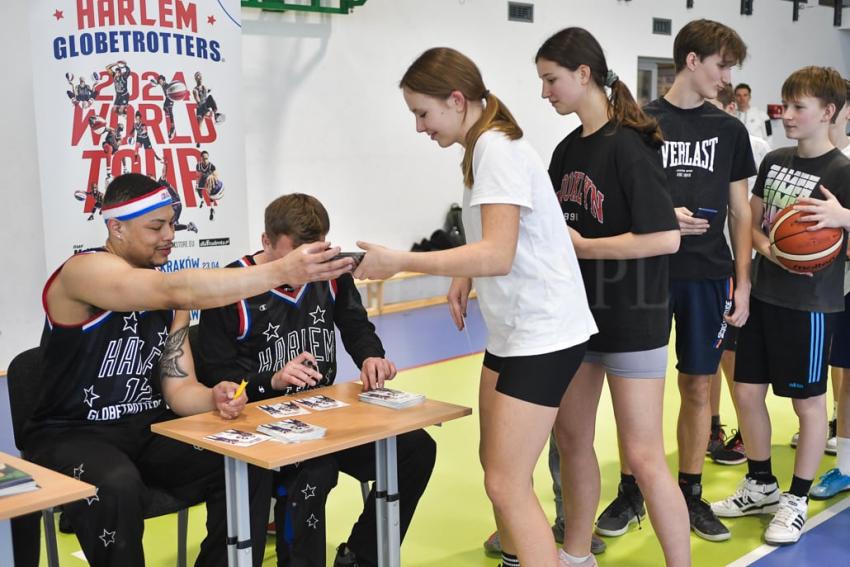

{"left": 711, "top": 429, "right": 747, "bottom": 466}
{"left": 595, "top": 481, "right": 645, "bottom": 537}
{"left": 810, "top": 467, "right": 850, "bottom": 500}
{"left": 558, "top": 548, "right": 598, "bottom": 567}
{"left": 826, "top": 419, "right": 837, "bottom": 455}
{"left": 764, "top": 493, "right": 808, "bottom": 546}
{"left": 682, "top": 483, "right": 730, "bottom": 542}
{"left": 712, "top": 476, "right": 781, "bottom": 518}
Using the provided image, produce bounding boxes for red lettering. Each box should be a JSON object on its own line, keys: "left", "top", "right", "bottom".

{"left": 176, "top": 0, "right": 198, "bottom": 33}
{"left": 140, "top": 0, "right": 156, "bottom": 25}
{"left": 77, "top": 0, "right": 95, "bottom": 29}
{"left": 187, "top": 105, "right": 217, "bottom": 146}
{"left": 159, "top": 0, "right": 174, "bottom": 28}
{"left": 176, "top": 148, "right": 203, "bottom": 206}
{"left": 97, "top": 0, "right": 115, "bottom": 26}
{"left": 117, "top": 0, "right": 136, "bottom": 25}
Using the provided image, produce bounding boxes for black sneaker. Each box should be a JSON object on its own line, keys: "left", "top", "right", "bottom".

{"left": 683, "top": 483, "right": 730, "bottom": 542}
{"left": 707, "top": 425, "right": 726, "bottom": 455}
{"left": 711, "top": 429, "right": 747, "bottom": 465}
{"left": 595, "top": 482, "right": 645, "bottom": 537}
{"left": 552, "top": 518, "right": 607, "bottom": 554}
{"left": 334, "top": 543, "right": 359, "bottom": 567}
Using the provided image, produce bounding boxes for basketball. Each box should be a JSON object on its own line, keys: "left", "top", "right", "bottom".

{"left": 89, "top": 116, "right": 107, "bottom": 135}
{"left": 73, "top": 190, "right": 87, "bottom": 202}
{"left": 166, "top": 80, "right": 189, "bottom": 101}
{"left": 769, "top": 205, "right": 844, "bottom": 273}
{"left": 208, "top": 179, "right": 224, "bottom": 200}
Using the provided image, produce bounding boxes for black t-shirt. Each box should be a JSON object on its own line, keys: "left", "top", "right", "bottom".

{"left": 549, "top": 122, "right": 678, "bottom": 352}
{"left": 752, "top": 147, "right": 850, "bottom": 312}
{"left": 644, "top": 98, "right": 756, "bottom": 280}
{"left": 27, "top": 249, "right": 170, "bottom": 435}
{"left": 196, "top": 253, "right": 385, "bottom": 399}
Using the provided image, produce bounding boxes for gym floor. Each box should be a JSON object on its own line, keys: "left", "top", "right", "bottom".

{"left": 38, "top": 301, "right": 849, "bottom": 565}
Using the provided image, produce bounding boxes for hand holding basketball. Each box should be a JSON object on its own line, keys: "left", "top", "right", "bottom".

{"left": 769, "top": 201, "right": 843, "bottom": 274}
{"left": 793, "top": 186, "right": 850, "bottom": 232}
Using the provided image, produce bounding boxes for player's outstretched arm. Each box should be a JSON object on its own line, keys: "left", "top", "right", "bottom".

{"left": 354, "top": 204, "right": 519, "bottom": 280}
{"left": 54, "top": 242, "right": 354, "bottom": 315}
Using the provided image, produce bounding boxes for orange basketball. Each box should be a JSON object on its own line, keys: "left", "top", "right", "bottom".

{"left": 769, "top": 205, "right": 844, "bottom": 273}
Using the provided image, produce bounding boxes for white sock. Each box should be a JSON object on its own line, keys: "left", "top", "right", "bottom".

{"left": 559, "top": 548, "right": 591, "bottom": 564}
{"left": 838, "top": 437, "right": 850, "bottom": 475}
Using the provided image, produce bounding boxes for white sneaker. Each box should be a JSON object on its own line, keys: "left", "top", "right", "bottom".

{"left": 764, "top": 493, "right": 808, "bottom": 545}
{"left": 826, "top": 435, "right": 838, "bottom": 455}
{"left": 558, "top": 549, "right": 598, "bottom": 567}
{"left": 712, "top": 477, "right": 781, "bottom": 518}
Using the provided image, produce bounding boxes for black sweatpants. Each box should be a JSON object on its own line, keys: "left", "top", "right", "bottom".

{"left": 26, "top": 412, "right": 272, "bottom": 567}
{"left": 273, "top": 456, "right": 339, "bottom": 567}
{"left": 336, "top": 429, "right": 436, "bottom": 567}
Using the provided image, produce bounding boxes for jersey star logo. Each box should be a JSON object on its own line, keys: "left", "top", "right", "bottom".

{"left": 301, "top": 483, "right": 317, "bottom": 500}
{"left": 306, "top": 514, "right": 319, "bottom": 529}
{"left": 157, "top": 326, "right": 169, "bottom": 346}
{"left": 99, "top": 529, "right": 116, "bottom": 548}
{"left": 123, "top": 312, "right": 138, "bottom": 334}
{"left": 83, "top": 385, "right": 100, "bottom": 408}
{"left": 73, "top": 464, "right": 84, "bottom": 480}
{"left": 86, "top": 487, "right": 100, "bottom": 506}
{"left": 309, "top": 306, "right": 326, "bottom": 325}
{"left": 262, "top": 322, "right": 280, "bottom": 342}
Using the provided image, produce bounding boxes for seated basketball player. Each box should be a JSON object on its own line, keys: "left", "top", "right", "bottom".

{"left": 23, "top": 173, "right": 354, "bottom": 566}
{"left": 196, "top": 193, "right": 437, "bottom": 567}
{"left": 711, "top": 66, "right": 850, "bottom": 545}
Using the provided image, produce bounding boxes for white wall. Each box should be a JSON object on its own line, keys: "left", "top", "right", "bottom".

{"left": 3, "top": 0, "right": 850, "bottom": 368}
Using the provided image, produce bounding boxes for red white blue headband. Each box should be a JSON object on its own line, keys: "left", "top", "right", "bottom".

{"left": 102, "top": 187, "right": 172, "bottom": 222}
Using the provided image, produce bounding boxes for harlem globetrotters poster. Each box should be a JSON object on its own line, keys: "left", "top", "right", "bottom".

{"left": 30, "top": 0, "right": 247, "bottom": 290}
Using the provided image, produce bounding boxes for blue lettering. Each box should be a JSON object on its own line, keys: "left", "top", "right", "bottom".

{"left": 80, "top": 33, "right": 93, "bottom": 55}
{"left": 210, "top": 40, "right": 221, "bottom": 62}
{"left": 53, "top": 36, "right": 67, "bottom": 59}
{"left": 95, "top": 31, "right": 108, "bottom": 53}
{"left": 146, "top": 31, "right": 159, "bottom": 52}
{"left": 132, "top": 31, "right": 145, "bottom": 52}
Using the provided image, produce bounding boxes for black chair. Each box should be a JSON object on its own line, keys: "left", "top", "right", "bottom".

{"left": 7, "top": 347, "right": 191, "bottom": 567}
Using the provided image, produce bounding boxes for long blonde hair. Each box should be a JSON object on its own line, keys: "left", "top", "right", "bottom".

{"left": 400, "top": 47, "right": 522, "bottom": 188}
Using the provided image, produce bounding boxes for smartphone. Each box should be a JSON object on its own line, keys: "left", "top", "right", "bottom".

{"left": 332, "top": 252, "right": 365, "bottom": 267}
{"left": 693, "top": 207, "right": 719, "bottom": 221}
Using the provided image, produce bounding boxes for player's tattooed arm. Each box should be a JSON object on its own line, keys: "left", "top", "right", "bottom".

{"left": 160, "top": 325, "right": 190, "bottom": 379}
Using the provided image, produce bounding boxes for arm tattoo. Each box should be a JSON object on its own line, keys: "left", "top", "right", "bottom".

{"left": 160, "top": 325, "right": 190, "bottom": 379}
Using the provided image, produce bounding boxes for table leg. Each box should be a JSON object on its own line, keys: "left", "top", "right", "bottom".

{"left": 385, "top": 436, "right": 401, "bottom": 567}
{"left": 374, "top": 439, "right": 388, "bottom": 567}
{"left": 0, "top": 519, "right": 12, "bottom": 567}
{"left": 224, "top": 456, "right": 253, "bottom": 567}
{"left": 374, "top": 437, "right": 401, "bottom": 567}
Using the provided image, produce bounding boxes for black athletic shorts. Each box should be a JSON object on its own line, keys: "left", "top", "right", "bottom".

{"left": 735, "top": 297, "right": 836, "bottom": 399}
{"left": 483, "top": 342, "right": 587, "bottom": 407}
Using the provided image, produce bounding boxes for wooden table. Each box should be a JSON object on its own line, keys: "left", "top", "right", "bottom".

{"left": 152, "top": 381, "right": 471, "bottom": 567}
{"left": 0, "top": 451, "right": 96, "bottom": 565}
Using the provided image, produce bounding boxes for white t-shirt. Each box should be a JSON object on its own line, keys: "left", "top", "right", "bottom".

{"left": 462, "top": 130, "right": 597, "bottom": 357}
{"left": 736, "top": 106, "right": 771, "bottom": 145}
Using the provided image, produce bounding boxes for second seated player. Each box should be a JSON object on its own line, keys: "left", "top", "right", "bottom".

{"left": 196, "top": 193, "right": 436, "bottom": 567}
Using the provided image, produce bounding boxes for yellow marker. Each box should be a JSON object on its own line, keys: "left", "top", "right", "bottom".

{"left": 233, "top": 379, "right": 248, "bottom": 400}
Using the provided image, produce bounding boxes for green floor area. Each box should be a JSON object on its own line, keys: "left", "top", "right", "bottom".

{"left": 41, "top": 353, "right": 847, "bottom": 566}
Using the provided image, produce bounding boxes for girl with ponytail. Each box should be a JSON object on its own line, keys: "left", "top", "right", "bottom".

{"left": 535, "top": 28, "right": 691, "bottom": 566}
{"left": 355, "top": 47, "right": 597, "bottom": 566}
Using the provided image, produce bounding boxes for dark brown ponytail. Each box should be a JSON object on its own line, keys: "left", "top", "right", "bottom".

{"left": 536, "top": 27, "right": 663, "bottom": 148}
